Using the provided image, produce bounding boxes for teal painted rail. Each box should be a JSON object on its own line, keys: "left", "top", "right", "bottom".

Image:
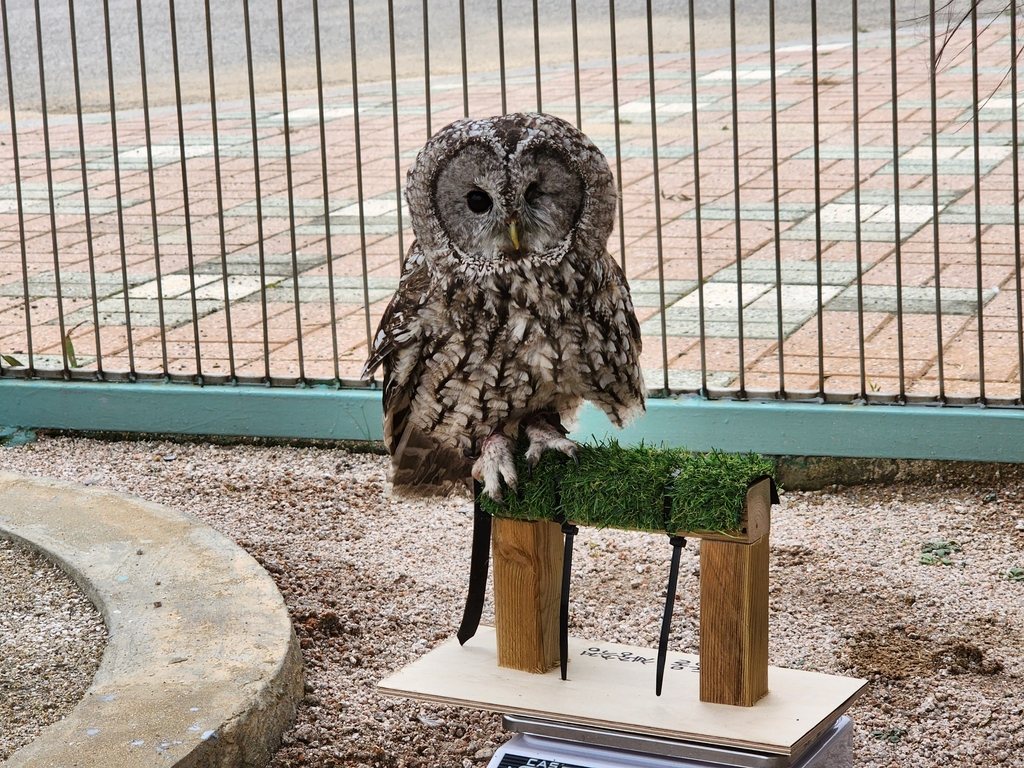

{"left": 2, "top": 378, "right": 1024, "bottom": 462}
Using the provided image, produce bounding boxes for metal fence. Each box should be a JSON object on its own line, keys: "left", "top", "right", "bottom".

{"left": 0, "top": 0, "right": 1021, "bottom": 413}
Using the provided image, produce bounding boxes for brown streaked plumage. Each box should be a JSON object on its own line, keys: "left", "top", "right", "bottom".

{"left": 363, "top": 113, "right": 645, "bottom": 499}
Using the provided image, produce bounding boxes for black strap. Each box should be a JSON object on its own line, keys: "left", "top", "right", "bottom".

{"left": 559, "top": 521, "right": 579, "bottom": 681}
{"left": 457, "top": 481, "right": 491, "bottom": 645}
{"left": 656, "top": 535, "right": 687, "bottom": 696}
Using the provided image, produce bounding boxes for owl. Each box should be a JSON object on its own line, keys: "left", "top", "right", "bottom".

{"left": 363, "top": 113, "right": 645, "bottom": 500}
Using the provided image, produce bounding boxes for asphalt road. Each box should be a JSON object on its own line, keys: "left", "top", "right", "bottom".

{"left": 0, "top": 0, "right": 999, "bottom": 113}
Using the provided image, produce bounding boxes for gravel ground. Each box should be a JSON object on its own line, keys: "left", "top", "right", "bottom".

{"left": 1, "top": 435, "right": 1023, "bottom": 767}
{"left": 0, "top": 537, "right": 106, "bottom": 759}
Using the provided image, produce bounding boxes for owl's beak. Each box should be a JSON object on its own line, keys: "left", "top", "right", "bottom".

{"left": 507, "top": 219, "right": 520, "bottom": 251}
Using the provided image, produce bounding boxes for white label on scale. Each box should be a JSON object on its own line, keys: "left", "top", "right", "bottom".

{"left": 498, "top": 755, "right": 593, "bottom": 768}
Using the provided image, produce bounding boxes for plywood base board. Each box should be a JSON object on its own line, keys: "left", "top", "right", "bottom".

{"left": 378, "top": 627, "right": 866, "bottom": 758}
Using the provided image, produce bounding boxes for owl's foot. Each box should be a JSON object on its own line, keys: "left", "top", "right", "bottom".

{"left": 524, "top": 419, "right": 579, "bottom": 468}
{"left": 472, "top": 434, "right": 518, "bottom": 501}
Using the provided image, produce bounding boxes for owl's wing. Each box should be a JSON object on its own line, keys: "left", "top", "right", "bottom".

{"left": 581, "top": 255, "right": 647, "bottom": 427}
{"left": 364, "top": 245, "right": 471, "bottom": 495}
{"left": 362, "top": 248, "right": 428, "bottom": 453}
{"left": 362, "top": 246, "right": 426, "bottom": 380}
{"left": 615, "top": 262, "right": 643, "bottom": 358}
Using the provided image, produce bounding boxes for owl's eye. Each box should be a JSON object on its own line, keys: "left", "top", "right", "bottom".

{"left": 524, "top": 182, "right": 544, "bottom": 204}
{"left": 466, "top": 190, "right": 493, "bottom": 214}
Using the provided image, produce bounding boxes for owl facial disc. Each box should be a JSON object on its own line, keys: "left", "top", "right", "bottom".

{"left": 406, "top": 113, "right": 616, "bottom": 276}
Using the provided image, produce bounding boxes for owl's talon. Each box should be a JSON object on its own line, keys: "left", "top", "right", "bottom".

{"left": 472, "top": 434, "right": 518, "bottom": 501}
{"left": 525, "top": 419, "right": 579, "bottom": 469}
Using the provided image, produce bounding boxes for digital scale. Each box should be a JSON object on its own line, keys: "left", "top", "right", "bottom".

{"left": 489, "top": 714, "right": 852, "bottom": 768}
{"left": 379, "top": 629, "right": 865, "bottom": 768}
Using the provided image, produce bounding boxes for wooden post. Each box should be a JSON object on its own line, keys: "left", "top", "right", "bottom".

{"left": 697, "top": 480, "right": 771, "bottom": 706}
{"left": 491, "top": 517, "right": 563, "bottom": 673}
{"left": 699, "top": 535, "right": 769, "bottom": 706}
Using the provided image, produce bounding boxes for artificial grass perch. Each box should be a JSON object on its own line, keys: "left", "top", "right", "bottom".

{"left": 470, "top": 439, "right": 778, "bottom": 690}
{"left": 478, "top": 440, "right": 777, "bottom": 536}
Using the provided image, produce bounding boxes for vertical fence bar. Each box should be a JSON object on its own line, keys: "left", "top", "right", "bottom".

{"left": 571, "top": 0, "right": 582, "bottom": 129}
{"left": 497, "top": 0, "right": 507, "bottom": 115}
{"left": 0, "top": 0, "right": 33, "bottom": 374}
{"left": 687, "top": 0, "right": 707, "bottom": 394}
{"left": 168, "top": 0, "right": 204, "bottom": 381}
{"left": 810, "top": 0, "right": 824, "bottom": 397}
{"left": 929, "top": 0, "right": 945, "bottom": 401}
{"left": 386, "top": 0, "right": 406, "bottom": 268}
{"left": 102, "top": 0, "right": 135, "bottom": 378}
{"left": 348, "top": 0, "right": 373, "bottom": 355}
{"left": 888, "top": 0, "right": 905, "bottom": 400}
{"left": 68, "top": 0, "right": 104, "bottom": 375}
{"left": 242, "top": 0, "right": 271, "bottom": 381}
{"left": 460, "top": 0, "right": 470, "bottom": 116}
{"left": 422, "top": 0, "right": 432, "bottom": 138}
{"left": 608, "top": 0, "right": 626, "bottom": 272}
{"left": 33, "top": 0, "right": 70, "bottom": 374}
{"left": 970, "top": 3, "right": 985, "bottom": 402}
{"left": 314, "top": 0, "right": 341, "bottom": 382}
{"left": 1012, "top": 0, "right": 1022, "bottom": 403}
{"left": 729, "top": 0, "right": 745, "bottom": 397}
{"left": 852, "top": 0, "right": 866, "bottom": 400}
{"left": 135, "top": 0, "right": 170, "bottom": 376}
{"left": 645, "top": 0, "right": 668, "bottom": 393}
{"left": 276, "top": 0, "right": 305, "bottom": 383}
{"left": 204, "top": 0, "right": 236, "bottom": 380}
{"left": 532, "top": 0, "right": 542, "bottom": 112}
{"left": 768, "top": 0, "right": 784, "bottom": 396}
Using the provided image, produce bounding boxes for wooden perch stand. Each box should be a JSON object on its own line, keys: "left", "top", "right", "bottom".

{"left": 490, "top": 478, "right": 773, "bottom": 707}
{"left": 381, "top": 476, "right": 867, "bottom": 759}
{"left": 491, "top": 517, "right": 563, "bottom": 673}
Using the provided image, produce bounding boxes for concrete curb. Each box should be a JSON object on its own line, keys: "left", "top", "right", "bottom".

{"left": 0, "top": 471, "right": 303, "bottom": 767}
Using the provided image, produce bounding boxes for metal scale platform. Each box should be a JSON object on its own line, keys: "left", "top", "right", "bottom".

{"left": 489, "top": 714, "right": 852, "bottom": 768}
{"left": 379, "top": 628, "right": 865, "bottom": 768}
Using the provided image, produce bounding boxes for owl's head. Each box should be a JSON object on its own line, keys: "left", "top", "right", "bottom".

{"left": 406, "top": 113, "right": 617, "bottom": 276}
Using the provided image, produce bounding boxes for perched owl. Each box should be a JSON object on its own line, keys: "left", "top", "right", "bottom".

{"left": 363, "top": 113, "right": 645, "bottom": 500}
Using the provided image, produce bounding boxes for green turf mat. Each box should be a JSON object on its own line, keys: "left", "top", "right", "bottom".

{"left": 478, "top": 440, "right": 776, "bottom": 534}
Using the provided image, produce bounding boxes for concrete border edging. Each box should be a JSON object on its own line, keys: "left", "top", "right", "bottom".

{"left": 0, "top": 471, "right": 303, "bottom": 767}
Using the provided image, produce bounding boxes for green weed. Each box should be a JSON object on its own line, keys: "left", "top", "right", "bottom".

{"left": 920, "top": 540, "right": 961, "bottom": 566}
{"left": 870, "top": 727, "right": 907, "bottom": 744}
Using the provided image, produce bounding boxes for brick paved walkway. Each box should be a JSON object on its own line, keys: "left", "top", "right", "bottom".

{"left": 0, "top": 19, "right": 1021, "bottom": 404}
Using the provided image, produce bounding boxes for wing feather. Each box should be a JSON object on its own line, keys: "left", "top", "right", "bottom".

{"left": 364, "top": 243, "right": 471, "bottom": 495}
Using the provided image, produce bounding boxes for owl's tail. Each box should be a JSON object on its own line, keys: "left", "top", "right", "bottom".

{"left": 388, "top": 424, "right": 473, "bottom": 498}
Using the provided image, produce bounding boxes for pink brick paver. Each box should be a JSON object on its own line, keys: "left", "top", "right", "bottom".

{"left": 0, "top": 19, "right": 1021, "bottom": 405}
